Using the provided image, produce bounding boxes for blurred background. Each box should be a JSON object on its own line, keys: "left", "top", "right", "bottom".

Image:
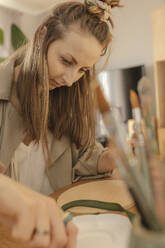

{"left": 0, "top": 0, "right": 165, "bottom": 140}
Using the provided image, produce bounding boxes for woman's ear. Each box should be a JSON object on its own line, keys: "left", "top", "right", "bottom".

{"left": 40, "top": 26, "right": 47, "bottom": 37}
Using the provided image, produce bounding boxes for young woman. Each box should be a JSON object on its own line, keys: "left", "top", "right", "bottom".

{"left": 0, "top": 0, "right": 120, "bottom": 247}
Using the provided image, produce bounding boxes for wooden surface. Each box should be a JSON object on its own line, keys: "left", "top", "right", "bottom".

{"left": 154, "top": 61, "right": 165, "bottom": 128}
{"left": 0, "top": 178, "right": 138, "bottom": 248}
{"left": 57, "top": 180, "right": 135, "bottom": 214}
{"left": 158, "top": 128, "right": 165, "bottom": 158}
{"left": 152, "top": 5, "right": 165, "bottom": 62}
{"left": 152, "top": 5, "right": 165, "bottom": 150}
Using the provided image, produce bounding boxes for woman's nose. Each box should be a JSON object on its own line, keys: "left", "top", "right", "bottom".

{"left": 63, "top": 68, "right": 77, "bottom": 87}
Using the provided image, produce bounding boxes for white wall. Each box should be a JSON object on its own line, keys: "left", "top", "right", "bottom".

{"left": 107, "top": 0, "right": 165, "bottom": 79}
{"left": 20, "top": 0, "right": 165, "bottom": 77}
{"left": 100, "top": 0, "right": 165, "bottom": 113}
{"left": 0, "top": 6, "right": 22, "bottom": 56}
{"left": 18, "top": 0, "right": 68, "bottom": 39}
{"left": 2, "top": 0, "right": 165, "bottom": 100}
{"left": 2, "top": 1, "right": 165, "bottom": 71}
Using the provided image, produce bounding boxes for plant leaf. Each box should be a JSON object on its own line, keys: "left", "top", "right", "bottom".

{"left": 11, "top": 24, "right": 28, "bottom": 50}
{"left": 0, "top": 57, "right": 5, "bottom": 63}
{"left": 0, "top": 28, "right": 4, "bottom": 45}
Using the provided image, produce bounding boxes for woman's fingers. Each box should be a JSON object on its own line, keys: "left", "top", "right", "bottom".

{"left": 29, "top": 202, "right": 51, "bottom": 248}
{"left": 49, "top": 202, "right": 68, "bottom": 248}
{"left": 65, "top": 222, "right": 78, "bottom": 248}
{"left": 11, "top": 196, "right": 77, "bottom": 248}
{"left": 0, "top": 174, "right": 78, "bottom": 248}
{"left": 0, "top": 214, "right": 16, "bottom": 227}
{"left": 11, "top": 208, "right": 35, "bottom": 243}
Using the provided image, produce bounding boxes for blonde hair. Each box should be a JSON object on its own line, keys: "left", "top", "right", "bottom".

{"left": 14, "top": 1, "right": 120, "bottom": 160}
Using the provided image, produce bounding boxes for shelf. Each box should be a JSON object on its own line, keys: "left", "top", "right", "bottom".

{"left": 152, "top": 5, "right": 165, "bottom": 157}
{"left": 158, "top": 128, "right": 165, "bottom": 159}
{"left": 154, "top": 60, "right": 165, "bottom": 127}
{"left": 152, "top": 6, "right": 165, "bottom": 61}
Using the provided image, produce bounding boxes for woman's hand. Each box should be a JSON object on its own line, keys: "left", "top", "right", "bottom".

{"left": 97, "top": 149, "right": 117, "bottom": 173}
{"left": 97, "top": 140, "right": 124, "bottom": 173}
{"left": 0, "top": 173, "right": 78, "bottom": 248}
{"left": 97, "top": 141, "right": 126, "bottom": 181}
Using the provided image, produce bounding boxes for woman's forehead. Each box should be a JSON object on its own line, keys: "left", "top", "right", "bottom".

{"left": 50, "top": 29, "right": 103, "bottom": 67}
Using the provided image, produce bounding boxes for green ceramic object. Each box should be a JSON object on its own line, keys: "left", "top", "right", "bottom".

{"left": 62, "top": 199, "right": 135, "bottom": 221}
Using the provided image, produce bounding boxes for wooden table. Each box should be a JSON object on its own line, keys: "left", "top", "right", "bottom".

{"left": 0, "top": 178, "right": 137, "bottom": 248}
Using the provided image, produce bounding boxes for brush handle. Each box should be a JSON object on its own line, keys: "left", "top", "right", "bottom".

{"left": 132, "top": 107, "right": 154, "bottom": 205}
{"left": 132, "top": 108, "right": 142, "bottom": 124}
{"left": 149, "top": 157, "right": 165, "bottom": 230}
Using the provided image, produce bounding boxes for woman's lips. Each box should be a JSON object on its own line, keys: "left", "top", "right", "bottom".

{"left": 50, "top": 79, "right": 61, "bottom": 88}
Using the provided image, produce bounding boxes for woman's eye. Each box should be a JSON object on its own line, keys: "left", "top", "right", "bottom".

{"left": 61, "top": 57, "right": 71, "bottom": 65}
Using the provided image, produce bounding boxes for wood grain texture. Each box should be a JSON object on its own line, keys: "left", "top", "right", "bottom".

{"left": 57, "top": 180, "right": 135, "bottom": 214}
{"left": 154, "top": 62, "right": 165, "bottom": 128}
{"left": 152, "top": 5, "right": 165, "bottom": 155}
{"left": 152, "top": 6, "right": 165, "bottom": 62}
{"left": 158, "top": 128, "right": 165, "bottom": 159}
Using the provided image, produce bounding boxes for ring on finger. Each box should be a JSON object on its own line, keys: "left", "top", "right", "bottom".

{"left": 33, "top": 229, "right": 50, "bottom": 236}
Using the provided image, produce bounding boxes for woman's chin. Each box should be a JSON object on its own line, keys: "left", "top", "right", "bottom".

{"left": 49, "top": 86, "right": 56, "bottom": 91}
{"left": 49, "top": 82, "right": 57, "bottom": 90}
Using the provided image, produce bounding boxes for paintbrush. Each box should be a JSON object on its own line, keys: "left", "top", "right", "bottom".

{"left": 137, "top": 76, "right": 165, "bottom": 230}
{"left": 130, "top": 90, "right": 153, "bottom": 204}
{"left": 129, "top": 90, "right": 153, "bottom": 205}
{"left": 102, "top": 108, "right": 162, "bottom": 231}
{"left": 137, "top": 76, "right": 159, "bottom": 155}
{"left": 95, "top": 85, "right": 163, "bottom": 230}
{"left": 149, "top": 156, "right": 165, "bottom": 230}
{"left": 129, "top": 90, "right": 141, "bottom": 125}
{"left": 92, "top": 80, "right": 111, "bottom": 147}
{"left": 129, "top": 90, "right": 142, "bottom": 156}
{"left": 95, "top": 84, "right": 111, "bottom": 113}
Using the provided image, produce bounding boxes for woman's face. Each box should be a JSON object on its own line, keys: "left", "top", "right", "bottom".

{"left": 47, "top": 27, "right": 103, "bottom": 90}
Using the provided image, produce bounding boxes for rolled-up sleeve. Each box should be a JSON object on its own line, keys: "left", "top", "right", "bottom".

{"left": 72, "top": 142, "right": 110, "bottom": 182}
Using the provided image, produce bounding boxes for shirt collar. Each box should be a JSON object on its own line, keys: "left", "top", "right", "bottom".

{"left": 0, "top": 58, "right": 15, "bottom": 100}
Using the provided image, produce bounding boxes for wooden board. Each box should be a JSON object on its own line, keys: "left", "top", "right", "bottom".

{"left": 57, "top": 179, "right": 135, "bottom": 214}
{"left": 152, "top": 6, "right": 165, "bottom": 62}
{"left": 154, "top": 61, "right": 165, "bottom": 128}
{"left": 158, "top": 128, "right": 165, "bottom": 159}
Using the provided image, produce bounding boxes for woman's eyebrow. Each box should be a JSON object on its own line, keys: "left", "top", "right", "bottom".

{"left": 70, "top": 55, "right": 78, "bottom": 64}
{"left": 68, "top": 54, "right": 91, "bottom": 69}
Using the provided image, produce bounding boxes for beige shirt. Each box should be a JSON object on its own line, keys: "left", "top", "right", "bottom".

{"left": 0, "top": 58, "right": 109, "bottom": 192}
{"left": 11, "top": 141, "right": 54, "bottom": 195}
